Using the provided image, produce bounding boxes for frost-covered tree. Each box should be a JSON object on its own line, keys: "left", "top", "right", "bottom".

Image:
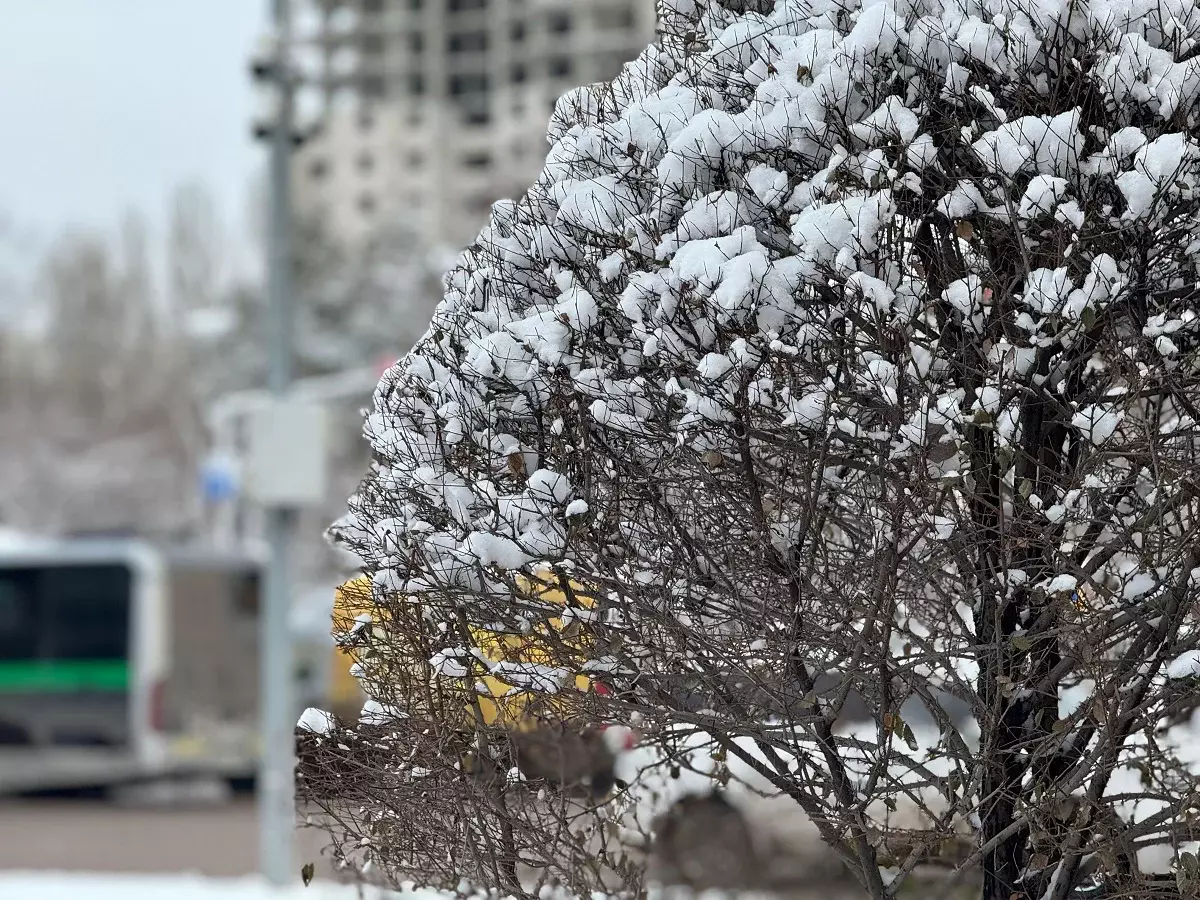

{"left": 168, "top": 181, "right": 224, "bottom": 318}
{"left": 329, "top": 1, "right": 1200, "bottom": 898}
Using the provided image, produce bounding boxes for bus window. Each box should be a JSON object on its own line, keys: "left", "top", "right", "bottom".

{"left": 0, "top": 565, "right": 131, "bottom": 662}
{"left": 0, "top": 573, "right": 37, "bottom": 659}
{"left": 232, "top": 570, "right": 261, "bottom": 619}
{"left": 43, "top": 566, "right": 131, "bottom": 660}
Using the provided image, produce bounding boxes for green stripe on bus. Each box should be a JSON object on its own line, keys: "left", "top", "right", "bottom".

{"left": 0, "top": 660, "right": 129, "bottom": 693}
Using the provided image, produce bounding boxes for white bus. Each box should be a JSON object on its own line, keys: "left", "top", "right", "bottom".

{"left": 0, "top": 538, "right": 263, "bottom": 794}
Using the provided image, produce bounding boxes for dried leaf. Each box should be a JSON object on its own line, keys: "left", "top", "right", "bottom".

{"left": 507, "top": 452, "right": 526, "bottom": 476}
{"left": 559, "top": 620, "right": 582, "bottom": 640}
{"left": 301, "top": 862, "right": 315, "bottom": 887}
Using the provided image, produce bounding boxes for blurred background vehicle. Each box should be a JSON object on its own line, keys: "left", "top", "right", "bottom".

{"left": 0, "top": 537, "right": 262, "bottom": 795}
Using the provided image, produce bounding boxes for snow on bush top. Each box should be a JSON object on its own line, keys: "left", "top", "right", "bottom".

{"left": 336, "top": 0, "right": 1200, "bottom": 656}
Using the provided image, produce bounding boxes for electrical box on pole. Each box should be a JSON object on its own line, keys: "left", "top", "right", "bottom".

{"left": 244, "top": 399, "right": 329, "bottom": 509}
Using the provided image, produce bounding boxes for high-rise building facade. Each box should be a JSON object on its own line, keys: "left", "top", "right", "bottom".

{"left": 291, "top": 0, "right": 656, "bottom": 248}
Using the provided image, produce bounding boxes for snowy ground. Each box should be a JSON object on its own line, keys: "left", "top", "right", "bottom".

{"left": 0, "top": 872, "right": 420, "bottom": 900}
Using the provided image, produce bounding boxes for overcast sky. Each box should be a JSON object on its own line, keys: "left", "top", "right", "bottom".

{"left": 0, "top": 2, "right": 265, "bottom": 266}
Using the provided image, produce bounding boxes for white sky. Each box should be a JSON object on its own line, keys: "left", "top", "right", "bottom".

{"left": 0, "top": 1, "right": 266, "bottom": 267}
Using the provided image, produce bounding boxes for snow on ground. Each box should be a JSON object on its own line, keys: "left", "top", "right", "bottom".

{"left": 0, "top": 872, "right": 427, "bottom": 900}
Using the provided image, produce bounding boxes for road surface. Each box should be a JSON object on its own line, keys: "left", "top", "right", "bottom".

{"left": 0, "top": 797, "right": 332, "bottom": 878}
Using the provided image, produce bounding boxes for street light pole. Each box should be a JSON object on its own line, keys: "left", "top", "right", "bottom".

{"left": 261, "top": 0, "right": 296, "bottom": 885}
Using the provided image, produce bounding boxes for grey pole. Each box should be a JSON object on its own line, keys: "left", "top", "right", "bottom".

{"left": 261, "top": 0, "right": 296, "bottom": 885}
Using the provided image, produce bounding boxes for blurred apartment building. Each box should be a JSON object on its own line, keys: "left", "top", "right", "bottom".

{"left": 291, "top": 0, "right": 656, "bottom": 248}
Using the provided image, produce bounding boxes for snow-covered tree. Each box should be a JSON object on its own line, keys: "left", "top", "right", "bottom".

{"left": 330, "top": 1, "right": 1200, "bottom": 898}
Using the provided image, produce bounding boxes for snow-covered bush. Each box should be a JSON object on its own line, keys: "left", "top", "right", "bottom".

{"left": 330, "top": 0, "right": 1200, "bottom": 897}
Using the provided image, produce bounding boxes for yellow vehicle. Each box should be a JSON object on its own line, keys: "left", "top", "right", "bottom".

{"left": 328, "top": 574, "right": 605, "bottom": 729}
{"left": 327, "top": 577, "right": 372, "bottom": 721}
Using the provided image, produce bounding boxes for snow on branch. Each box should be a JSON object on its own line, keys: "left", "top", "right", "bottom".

{"left": 323, "top": 1, "right": 1200, "bottom": 898}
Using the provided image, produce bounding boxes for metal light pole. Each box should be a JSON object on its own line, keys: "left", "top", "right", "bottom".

{"left": 246, "top": 0, "right": 390, "bottom": 882}
{"left": 260, "top": 0, "right": 296, "bottom": 884}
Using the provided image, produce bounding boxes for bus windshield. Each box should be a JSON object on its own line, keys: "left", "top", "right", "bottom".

{"left": 0, "top": 564, "right": 132, "bottom": 692}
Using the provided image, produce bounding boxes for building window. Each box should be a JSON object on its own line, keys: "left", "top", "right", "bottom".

{"left": 408, "top": 0, "right": 423, "bottom": 9}
{"left": 308, "top": 159, "right": 329, "bottom": 181}
{"left": 407, "top": 150, "right": 425, "bottom": 168}
{"left": 511, "top": 62, "right": 527, "bottom": 83}
{"left": 463, "top": 106, "right": 492, "bottom": 126}
{"left": 360, "top": 33, "right": 385, "bottom": 55}
{"left": 360, "top": 74, "right": 386, "bottom": 97}
{"left": 510, "top": 19, "right": 526, "bottom": 41}
{"left": 361, "top": 0, "right": 385, "bottom": 11}
{"left": 358, "top": 108, "right": 375, "bottom": 130}
{"left": 448, "top": 31, "right": 488, "bottom": 53}
{"left": 596, "top": 5, "right": 635, "bottom": 29}
{"left": 357, "top": 151, "right": 375, "bottom": 174}
{"left": 448, "top": 0, "right": 486, "bottom": 11}
{"left": 409, "top": 31, "right": 424, "bottom": 53}
{"left": 358, "top": 193, "right": 377, "bottom": 216}
{"left": 409, "top": 73, "right": 426, "bottom": 95}
{"left": 549, "top": 56, "right": 571, "bottom": 78}
{"left": 548, "top": 12, "right": 572, "bottom": 34}
{"left": 449, "top": 72, "right": 488, "bottom": 95}
{"left": 463, "top": 151, "right": 492, "bottom": 169}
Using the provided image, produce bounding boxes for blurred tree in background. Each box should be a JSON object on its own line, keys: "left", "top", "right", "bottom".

{"left": 0, "top": 181, "right": 445, "bottom": 581}
{"left": 0, "top": 216, "right": 199, "bottom": 536}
